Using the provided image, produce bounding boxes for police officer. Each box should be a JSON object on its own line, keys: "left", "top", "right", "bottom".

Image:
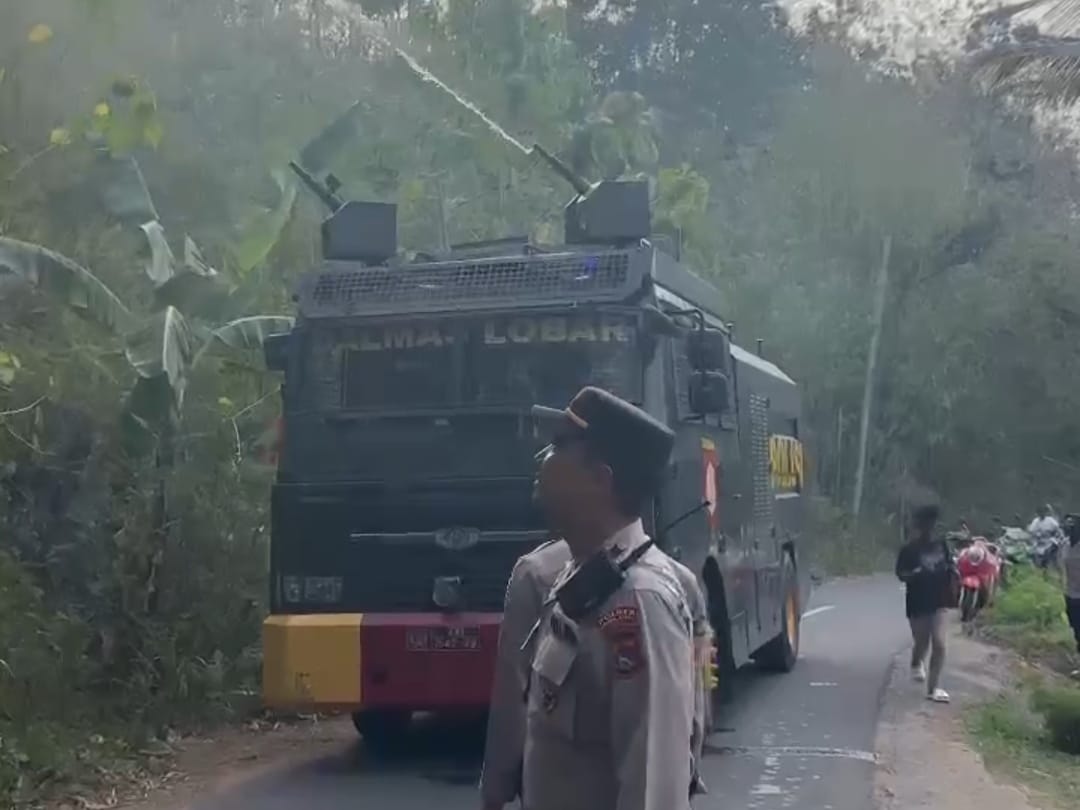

{"left": 522, "top": 386, "right": 696, "bottom": 810}
{"left": 480, "top": 547, "right": 708, "bottom": 809}
{"left": 480, "top": 537, "right": 571, "bottom": 810}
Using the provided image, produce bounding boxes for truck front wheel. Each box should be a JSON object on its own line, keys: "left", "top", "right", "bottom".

{"left": 352, "top": 710, "right": 412, "bottom": 756}
{"left": 706, "top": 581, "right": 736, "bottom": 724}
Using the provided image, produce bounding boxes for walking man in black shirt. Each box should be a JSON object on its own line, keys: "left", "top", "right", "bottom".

{"left": 895, "top": 502, "right": 954, "bottom": 703}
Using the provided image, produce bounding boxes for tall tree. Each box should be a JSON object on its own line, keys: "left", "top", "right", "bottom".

{"left": 566, "top": 0, "right": 807, "bottom": 148}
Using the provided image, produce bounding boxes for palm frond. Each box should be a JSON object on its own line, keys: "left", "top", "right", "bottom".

{"left": 1024, "top": 0, "right": 1080, "bottom": 38}
{"left": 970, "top": 38, "right": 1080, "bottom": 103}
{"left": 974, "top": 0, "right": 1054, "bottom": 27}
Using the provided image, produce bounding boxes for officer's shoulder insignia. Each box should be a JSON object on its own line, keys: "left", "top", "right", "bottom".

{"left": 597, "top": 604, "right": 639, "bottom": 632}
{"left": 597, "top": 604, "right": 644, "bottom": 679}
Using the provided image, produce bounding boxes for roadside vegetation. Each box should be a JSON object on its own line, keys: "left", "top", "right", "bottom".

{"left": 981, "top": 565, "right": 1077, "bottom": 672}
{"left": 969, "top": 681, "right": 1080, "bottom": 809}
{"left": 3, "top": 0, "right": 1080, "bottom": 804}
{"left": 965, "top": 563, "right": 1079, "bottom": 806}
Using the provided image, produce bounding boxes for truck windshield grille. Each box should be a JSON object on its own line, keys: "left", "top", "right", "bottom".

{"left": 299, "top": 252, "right": 634, "bottom": 317}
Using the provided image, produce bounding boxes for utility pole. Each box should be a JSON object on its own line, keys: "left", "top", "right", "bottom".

{"left": 852, "top": 234, "right": 892, "bottom": 535}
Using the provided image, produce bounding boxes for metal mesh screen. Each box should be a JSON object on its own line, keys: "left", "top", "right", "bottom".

{"left": 298, "top": 251, "right": 636, "bottom": 317}
{"left": 750, "top": 393, "right": 774, "bottom": 523}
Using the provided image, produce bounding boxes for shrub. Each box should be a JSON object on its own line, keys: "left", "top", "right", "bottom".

{"left": 993, "top": 566, "right": 1066, "bottom": 629}
{"left": 1032, "top": 686, "right": 1080, "bottom": 756}
{"left": 0, "top": 552, "right": 99, "bottom": 801}
{"left": 983, "top": 565, "right": 1075, "bottom": 666}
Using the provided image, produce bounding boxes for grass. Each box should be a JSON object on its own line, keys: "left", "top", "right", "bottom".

{"left": 965, "top": 562, "right": 1079, "bottom": 808}
{"left": 968, "top": 687, "right": 1080, "bottom": 809}
{"left": 980, "top": 564, "right": 1078, "bottom": 674}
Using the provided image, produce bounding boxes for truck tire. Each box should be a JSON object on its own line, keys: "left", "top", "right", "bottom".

{"left": 756, "top": 555, "right": 800, "bottom": 673}
{"left": 707, "top": 588, "right": 736, "bottom": 718}
{"left": 352, "top": 710, "right": 411, "bottom": 756}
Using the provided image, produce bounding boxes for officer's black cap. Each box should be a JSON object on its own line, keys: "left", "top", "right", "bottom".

{"left": 532, "top": 387, "right": 675, "bottom": 491}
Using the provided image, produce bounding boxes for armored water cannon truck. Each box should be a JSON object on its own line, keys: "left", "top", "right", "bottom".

{"left": 260, "top": 153, "right": 807, "bottom": 748}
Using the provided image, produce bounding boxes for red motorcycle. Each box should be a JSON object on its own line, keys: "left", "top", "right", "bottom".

{"left": 955, "top": 537, "right": 1002, "bottom": 624}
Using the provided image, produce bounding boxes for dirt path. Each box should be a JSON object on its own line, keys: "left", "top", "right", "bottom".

{"left": 47, "top": 717, "right": 355, "bottom": 810}
{"left": 874, "top": 620, "right": 1045, "bottom": 810}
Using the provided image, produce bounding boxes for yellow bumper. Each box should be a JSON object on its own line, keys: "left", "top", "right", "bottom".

{"left": 262, "top": 613, "right": 364, "bottom": 711}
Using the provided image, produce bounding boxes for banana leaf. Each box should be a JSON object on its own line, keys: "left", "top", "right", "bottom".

{"left": 192, "top": 315, "right": 294, "bottom": 370}
{"left": 139, "top": 220, "right": 176, "bottom": 285}
{"left": 119, "top": 307, "right": 195, "bottom": 457}
{"left": 230, "top": 172, "right": 297, "bottom": 275}
{"left": 0, "top": 236, "right": 135, "bottom": 334}
{"left": 183, "top": 236, "right": 216, "bottom": 277}
{"left": 151, "top": 235, "right": 229, "bottom": 319}
{"left": 124, "top": 306, "right": 194, "bottom": 410}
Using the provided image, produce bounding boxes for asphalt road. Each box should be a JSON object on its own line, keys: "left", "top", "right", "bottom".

{"left": 198, "top": 576, "right": 908, "bottom": 810}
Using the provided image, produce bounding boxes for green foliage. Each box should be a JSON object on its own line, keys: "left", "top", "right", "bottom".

{"left": 0, "top": 551, "right": 102, "bottom": 801}
{"left": 571, "top": 91, "right": 659, "bottom": 180}
{"left": 1032, "top": 685, "right": 1080, "bottom": 755}
{"left": 229, "top": 172, "right": 298, "bottom": 275}
{"left": 969, "top": 688, "right": 1080, "bottom": 805}
{"left": 992, "top": 566, "right": 1067, "bottom": 629}
{"left": 983, "top": 565, "right": 1076, "bottom": 669}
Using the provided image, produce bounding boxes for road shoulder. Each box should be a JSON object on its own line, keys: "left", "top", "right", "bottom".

{"left": 45, "top": 717, "right": 353, "bottom": 810}
{"left": 873, "top": 620, "right": 1046, "bottom": 810}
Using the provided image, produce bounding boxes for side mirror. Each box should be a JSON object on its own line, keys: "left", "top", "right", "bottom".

{"left": 687, "top": 328, "right": 729, "bottom": 370}
{"left": 264, "top": 332, "right": 291, "bottom": 373}
{"left": 689, "top": 371, "right": 730, "bottom": 415}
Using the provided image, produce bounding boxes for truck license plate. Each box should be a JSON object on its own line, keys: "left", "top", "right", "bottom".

{"left": 406, "top": 626, "right": 480, "bottom": 652}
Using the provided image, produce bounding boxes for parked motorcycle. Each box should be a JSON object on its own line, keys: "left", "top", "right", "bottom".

{"left": 995, "top": 525, "right": 1028, "bottom": 586}
{"left": 954, "top": 538, "right": 1002, "bottom": 624}
{"left": 1029, "top": 526, "right": 1065, "bottom": 570}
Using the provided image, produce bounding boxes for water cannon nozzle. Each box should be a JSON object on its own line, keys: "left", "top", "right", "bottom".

{"left": 529, "top": 144, "right": 592, "bottom": 197}
{"left": 288, "top": 160, "right": 345, "bottom": 213}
